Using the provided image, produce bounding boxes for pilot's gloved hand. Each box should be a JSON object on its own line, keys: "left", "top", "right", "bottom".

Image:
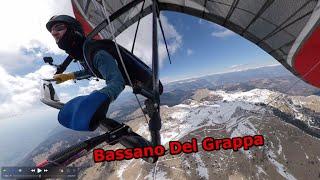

{"left": 53, "top": 73, "right": 75, "bottom": 84}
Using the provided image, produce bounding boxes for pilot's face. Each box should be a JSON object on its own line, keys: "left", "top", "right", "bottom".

{"left": 50, "top": 23, "right": 67, "bottom": 43}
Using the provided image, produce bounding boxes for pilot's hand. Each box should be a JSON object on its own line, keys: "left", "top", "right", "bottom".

{"left": 53, "top": 73, "right": 75, "bottom": 84}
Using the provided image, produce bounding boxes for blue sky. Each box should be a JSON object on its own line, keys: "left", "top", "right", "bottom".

{"left": 158, "top": 11, "right": 277, "bottom": 81}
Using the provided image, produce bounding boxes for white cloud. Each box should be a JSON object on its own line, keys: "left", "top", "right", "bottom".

{"left": 160, "top": 76, "right": 177, "bottom": 84}
{"left": 59, "top": 80, "right": 75, "bottom": 87}
{"left": 78, "top": 80, "right": 106, "bottom": 96}
{"left": 0, "top": 65, "right": 56, "bottom": 119}
{"left": 0, "top": 51, "right": 35, "bottom": 72}
{"left": 116, "top": 14, "right": 182, "bottom": 68}
{"left": 187, "top": 49, "right": 194, "bottom": 56}
{"left": 230, "top": 64, "right": 246, "bottom": 69}
{"left": 211, "top": 29, "right": 236, "bottom": 38}
{"left": 211, "top": 23, "right": 236, "bottom": 38}
{"left": 0, "top": 0, "right": 73, "bottom": 53}
{"left": 59, "top": 92, "right": 73, "bottom": 102}
{"left": 212, "top": 23, "right": 225, "bottom": 30}
{"left": 227, "top": 62, "right": 280, "bottom": 72}
{"left": 0, "top": 63, "right": 85, "bottom": 120}
{"left": 0, "top": 1, "right": 183, "bottom": 120}
{"left": 0, "top": 0, "right": 72, "bottom": 70}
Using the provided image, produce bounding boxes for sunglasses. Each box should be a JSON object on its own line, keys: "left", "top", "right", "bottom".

{"left": 51, "top": 23, "right": 67, "bottom": 33}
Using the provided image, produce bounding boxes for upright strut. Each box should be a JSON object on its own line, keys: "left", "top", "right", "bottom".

{"left": 148, "top": 0, "right": 162, "bottom": 146}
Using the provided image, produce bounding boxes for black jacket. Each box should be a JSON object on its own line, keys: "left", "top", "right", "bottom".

{"left": 83, "top": 39, "right": 163, "bottom": 95}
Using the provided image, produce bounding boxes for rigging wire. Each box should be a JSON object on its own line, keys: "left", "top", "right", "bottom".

{"left": 155, "top": 0, "right": 172, "bottom": 64}
{"left": 103, "top": 6, "right": 150, "bottom": 124}
{"left": 76, "top": 60, "right": 82, "bottom": 71}
{"left": 158, "top": 17, "right": 172, "bottom": 64}
{"left": 131, "top": 0, "right": 171, "bottom": 64}
{"left": 131, "top": 0, "right": 146, "bottom": 53}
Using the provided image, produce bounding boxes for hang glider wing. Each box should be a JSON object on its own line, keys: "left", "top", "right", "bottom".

{"left": 71, "top": 0, "right": 320, "bottom": 88}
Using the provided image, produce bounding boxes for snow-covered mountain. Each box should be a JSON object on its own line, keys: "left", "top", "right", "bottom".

{"left": 18, "top": 64, "right": 320, "bottom": 179}
{"left": 77, "top": 88, "right": 320, "bottom": 180}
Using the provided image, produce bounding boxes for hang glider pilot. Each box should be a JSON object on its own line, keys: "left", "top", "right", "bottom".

{"left": 46, "top": 15, "right": 162, "bottom": 131}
